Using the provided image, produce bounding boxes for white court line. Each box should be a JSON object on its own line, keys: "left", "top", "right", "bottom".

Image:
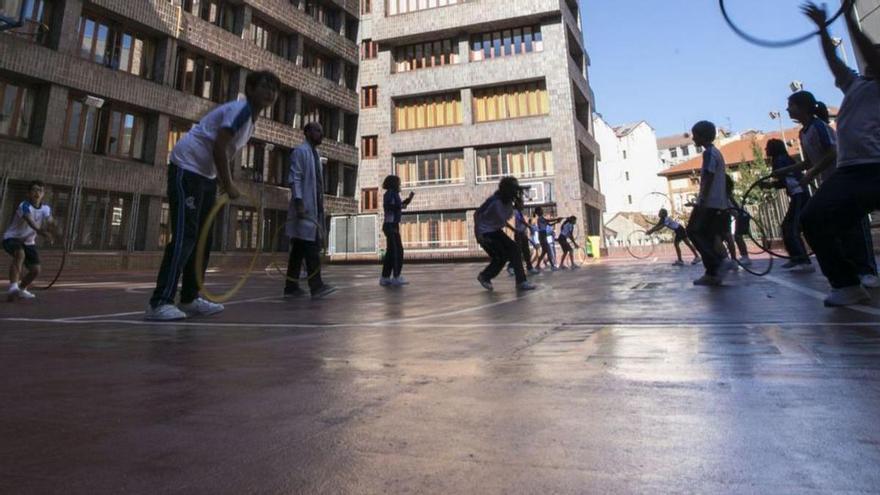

{"left": 4, "top": 317, "right": 879, "bottom": 330}
{"left": 60, "top": 295, "right": 280, "bottom": 321}
{"left": 372, "top": 286, "right": 550, "bottom": 326}
{"left": 765, "top": 275, "right": 880, "bottom": 317}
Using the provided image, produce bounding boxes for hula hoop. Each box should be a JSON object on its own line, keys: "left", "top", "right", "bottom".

{"left": 36, "top": 213, "right": 72, "bottom": 291}
{"left": 639, "top": 192, "right": 673, "bottom": 222}
{"left": 625, "top": 230, "right": 658, "bottom": 260}
{"left": 265, "top": 218, "right": 326, "bottom": 283}
{"left": 740, "top": 175, "right": 814, "bottom": 260}
{"left": 726, "top": 207, "right": 774, "bottom": 276}
{"left": 194, "top": 194, "right": 262, "bottom": 303}
{"left": 719, "top": 0, "right": 847, "bottom": 48}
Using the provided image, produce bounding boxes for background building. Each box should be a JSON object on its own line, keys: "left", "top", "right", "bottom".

{"left": 657, "top": 128, "right": 738, "bottom": 170}
{"left": 351, "top": 0, "right": 604, "bottom": 259}
{"left": 0, "top": 0, "right": 359, "bottom": 269}
{"left": 593, "top": 116, "right": 667, "bottom": 224}
{"left": 852, "top": 0, "right": 880, "bottom": 72}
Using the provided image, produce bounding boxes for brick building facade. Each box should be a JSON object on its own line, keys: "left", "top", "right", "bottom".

{"left": 354, "top": 0, "right": 604, "bottom": 259}
{"left": 0, "top": 0, "right": 359, "bottom": 269}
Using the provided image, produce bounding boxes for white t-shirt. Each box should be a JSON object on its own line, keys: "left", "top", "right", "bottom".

{"left": 836, "top": 71, "right": 880, "bottom": 168}
{"left": 4, "top": 201, "right": 52, "bottom": 245}
{"left": 699, "top": 145, "right": 727, "bottom": 209}
{"left": 169, "top": 100, "right": 256, "bottom": 179}
{"left": 799, "top": 119, "right": 837, "bottom": 182}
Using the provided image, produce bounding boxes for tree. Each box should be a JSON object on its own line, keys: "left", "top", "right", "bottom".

{"left": 734, "top": 140, "right": 774, "bottom": 206}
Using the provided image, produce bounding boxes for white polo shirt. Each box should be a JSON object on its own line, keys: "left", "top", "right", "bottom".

{"left": 169, "top": 100, "right": 255, "bottom": 179}
{"left": 699, "top": 145, "right": 728, "bottom": 209}
{"left": 836, "top": 71, "right": 880, "bottom": 168}
{"left": 799, "top": 119, "right": 837, "bottom": 182}
{"left": 3, "top": 201, "right": 52, "bottom": 245}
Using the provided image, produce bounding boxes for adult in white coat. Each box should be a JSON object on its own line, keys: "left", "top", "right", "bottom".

{"left": 284, "top": 122, "right": 336, "bottom": 299}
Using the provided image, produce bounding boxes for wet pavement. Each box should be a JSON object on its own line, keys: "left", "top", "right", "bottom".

{"left": 1, "top": 259, "right": 879, "bottom": 494}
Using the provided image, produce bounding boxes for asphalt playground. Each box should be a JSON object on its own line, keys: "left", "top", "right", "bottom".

{"left": 1, "top": 256, "right": 879, "bottom": 494}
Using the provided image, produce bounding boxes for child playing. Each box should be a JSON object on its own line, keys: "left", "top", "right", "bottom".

{"left": 534, "top": 207, "right": 562, "bottom": 271}
{"left": 645, "top": 208, "right": 700, "bottom": 266}
{"left": 3, "top": 181, "right": 57, "bottom": 301}
{"left": 475, "top": 177, "right": 536, "bottom": 291}
{"left": 557, "top": 216, "right": 580, "bottom": 269}
{"left": 145, "top": 71, "right": 280, "bottom": 320}
{"left": 724, "top": 174, "right": 752, "bottom": 267}
{"left": 800, "top": 1, "right": 880, "bottom": 306}
{"left": 763, "top": 138, "right": 814, "bottom": 272}
{"left": 380, "top": 175, "right": 414, "bottom": 287}
{"left": 686, "top": 121, "right": 735, "bottom": 286}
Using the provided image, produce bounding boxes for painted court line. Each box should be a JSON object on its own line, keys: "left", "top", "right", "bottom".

{"left": 765, "top": 275, "right": 880, "bottom": 318}
{"left": 60, "top": 295, "right": 280, "bottom": 321}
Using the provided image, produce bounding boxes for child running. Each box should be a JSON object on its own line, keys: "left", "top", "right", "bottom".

{"left": 379, "top": 175, "right": 414, "bottom": 287}
{"left": 557, "top": 216, "right": 580, "bottom": 269}
{"left": 763, "top": 138, "right": 814, "bottom": 272}
{"left": 145, "top": 71, "right": 280, "bottom": 320}
{"left": 686, "top": 120, "right": 735, "bottom": 286}
{"left": 800, "top": 1, "right": 880, "bottom": 306}
{"left": 534, "top": 207, "right": 562, "bottom": 271}
{"left": 475, "top": 177, "right": 536, "bottom": 292}
{"left": 645, "top": 208, "right": 700, "bottom": 266}
{"left": 3, "top": 181, "right": 57, "bottom": 301}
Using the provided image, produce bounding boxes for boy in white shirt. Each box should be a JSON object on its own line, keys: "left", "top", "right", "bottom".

{"left": 3, "top": 181, "right": 57, "bottom": 301}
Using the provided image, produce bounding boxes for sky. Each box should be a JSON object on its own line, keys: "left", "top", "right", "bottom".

{"left": 581, "top": 0, "right": 857, "bottom": 138}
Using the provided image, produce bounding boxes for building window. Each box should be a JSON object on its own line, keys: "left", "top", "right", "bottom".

{"left": 387, "top": 0, "right": 467, "bottom": 16}
{"left": 476, "top": 142, "right": 553, "bottom": 182}
{"left": 393, "top": 38, "right": 458, "bottom": 73}
{"left": 344, "top": 63, "right": 358, "bottom": 90}
{"left": 301, "top": 96, "right": 339, "bottom": 140}
{"left": 243, "top": 141, "right": 265, "bottom": 183}
{"left": 343, "top": 165, "right": 357, "bottom": 198}
{"left": 472, "top": 81, "right": 549, "bottom": 123}
{"left": 361, "top": 39, "right": 378, "bottom": 60}
{"left": 77, "top": 13, "right": 156, "bottom": 80}
{"left": 625, "top": 171, "right": 630, "bottom": 181}
{"left": 159, "top": 201, "right": 170, "bottom": 248}
{"left": 251, "top": 18, "right": 296, "bottom": 61}
{"left": 400, "top": 212, "right": 467, "bottom": 250}
{"left": 266, "top": 146, "right": 290, "bottom": 187}
{"left": 305, "top": 0, "right": 340, "bottom": 31}
{"left": 670, "top": 147, "right": 678, "bottom": 158}
{"left": 62, "top": 97, "right": 146, "bottom": 160}
{"left": 3, "top": 0, "right": 53, "bottom": 45}
{"left": 73, "top": 190, "right": 134, "bottom": 250}
{"left": 681, "top": 146, "right": 689, "bottom": 156}
{"left": 184, "top": 0, "right": 239, "bottom": 33}
{"left": 470, "top": 25, "right": 542, "bottom": 62}
{"left": 362, "top": 135, "right": 377, "bottom": 158}
{"left": 627, "top": 194, "right": 632, "bottom": 204}
{"left": 361, "top": 86, "right": 377, "bottom": 108}
{"left": 696, "top": 145, "right": 704, "bottom": 153}
{"left": 303, "top": 44, "right": 339, "bottom": 82}
{"left": 0, "top": 81, "right": 36, "bottom": 140}
{"left": 622, "top": 150, "right": 627, "bottom": 159}
{"left": 394, "top": 93, "right": 461, "bottom": 132}
{"left": 361, "top": 0, "right": 372, "bottom": 15}
{"left": 174, "top": 48, "right": 234, "bottom": 103}
{"left": 263, "top": 89, "right": 296, "bottom": 126}
{"left": 234, "top": 207, "right": 260, "bottom": 250}
{"left": 167, "top": 120, "right": 191, "bottom": 154}
{"left": 323, "top": 160, "right": 340, "bottom": 196}
{"left": 361, "top": 187, "right": 379, "bottom": 211}
{"left": 394, "top": 150, "right": 465, "bottom": 187}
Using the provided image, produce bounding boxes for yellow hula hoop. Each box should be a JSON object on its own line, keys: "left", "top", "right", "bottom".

{"left": 265, "top": 218, "right": 326, "bottom": 283}
{"left": 194, "top": 193, "right": 262, "bottom": 303}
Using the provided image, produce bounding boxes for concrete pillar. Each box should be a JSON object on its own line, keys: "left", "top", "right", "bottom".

{"left": 155, "top": 37, "right": 178, "bottom": 88}
{"left": 460, "top": 88, "right": 473, "bottom": 126}
{"left": 458, "top": 38, "right": 470, "bottom": 64}
{"left": 149, "top": 114, "right": 171, "bottom": 168}
{"left": 239, "top": 4, "right": 253, "bottom": 40}
{"left": 41, "top": 85, "right": 71, "bottom": 149}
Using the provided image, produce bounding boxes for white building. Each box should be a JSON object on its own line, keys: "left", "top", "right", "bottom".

{"left": 594, "top": 116, "right": 668, "bottom": 223}
{"left": 657, "top": 129, "right": 739, "bottom": 169}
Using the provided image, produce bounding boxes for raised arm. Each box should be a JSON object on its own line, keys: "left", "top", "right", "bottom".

{"left": 213, "top": 129, "right": 240, "bottom": 200}
{"left": 802, "top": 2, "right": 855, "bottom": 85}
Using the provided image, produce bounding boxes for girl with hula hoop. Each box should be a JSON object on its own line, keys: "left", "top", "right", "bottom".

{"left": 556, "top": 216, "right": 580, "bottom": 270}
{"left": 644, "top": 208, "right": 700, "bottom": 267}
{"left": 762, "top": 138, "right": 815, "bottom": 272}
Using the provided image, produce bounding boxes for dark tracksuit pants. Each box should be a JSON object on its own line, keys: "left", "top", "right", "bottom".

{"left": 782, "top": 192, "right": 811, "bottom": 264}
{"left": 382, "top": 222, "right": 404, "bottom": 278}
{"left": 514, "top": 231, "right": 533, "bottom": 271}
{"left": 150, "top": 164, "right": 217, "bottom": 308}
{"left": 286, "top": 237, "right": 324, "bottom": 294}
{"left": 480, "top": 231, "right": 526, "bottom": 284}
{"left": 687, "top": 206, "right": 727, "bottom": 277}
{"left": 801, "top": 164, "right": 880, "bottom": 289}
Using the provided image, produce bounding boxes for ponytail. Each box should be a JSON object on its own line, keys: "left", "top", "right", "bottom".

{"left": 789, "top": 91, "right": 830, "bottom": 123}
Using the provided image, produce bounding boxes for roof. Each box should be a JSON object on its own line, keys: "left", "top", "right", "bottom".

{"left": 605, "top": 211, "right": 656, "bottom": 230}
{"left": 613, "top": 121, "right": 652, "bottom": 138}
{"left": 657, "top": 127, "right": 804, "bottom": 177}
{"left": 657, "top": 128, "right": 734, "bottom": 149}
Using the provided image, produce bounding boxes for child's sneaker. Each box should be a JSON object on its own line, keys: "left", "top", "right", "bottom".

{"left": 528, "top": 268, "right": 541, "bottom": 275}
{"left": 391, "top": 276, "right": 409, "bottom": 286}
{"left": 738, "top": 256, "right": 752, "bottom": 266}
{"left": 859, "top": 274, "right": 880, "bottom": 289}
{"left": 311, "top": 285, "right": 337, "bottom": 299}
{"left": 477, "top": 274, "right": 493, "bottom": 291}
{"left": 550, "top": 265, "right": 559, "bottom": 272}
{"left": 824, "top": 285, "right": 871, "bottom": 307}
{"left": 516, "top": 281, "right": 537, "bottom": 291}
{"left": 507, "top": 267, "right": 515, "bottom": 276}
{"left": 691, "top": 257, "right": 702, "bottom": 265}
{"left": 18, "top": 289, "right": 36, "bottom": 299}
{"left": 144, "top": 304, "right": 187, "bottom": 321}
{"left": 672, "top": 260, "right": 684, "bottom": 266}
{"left": 379, "top": 277, "right": 393, "bottom": 286}
{"left": 179, "top": 297, "right": 224, "bottom": 317}
{"left": 790, "top": 263, "right": 815, "bottom": 274}
{"left": 693, "top": 274, "right": 722, "bottom": 286}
